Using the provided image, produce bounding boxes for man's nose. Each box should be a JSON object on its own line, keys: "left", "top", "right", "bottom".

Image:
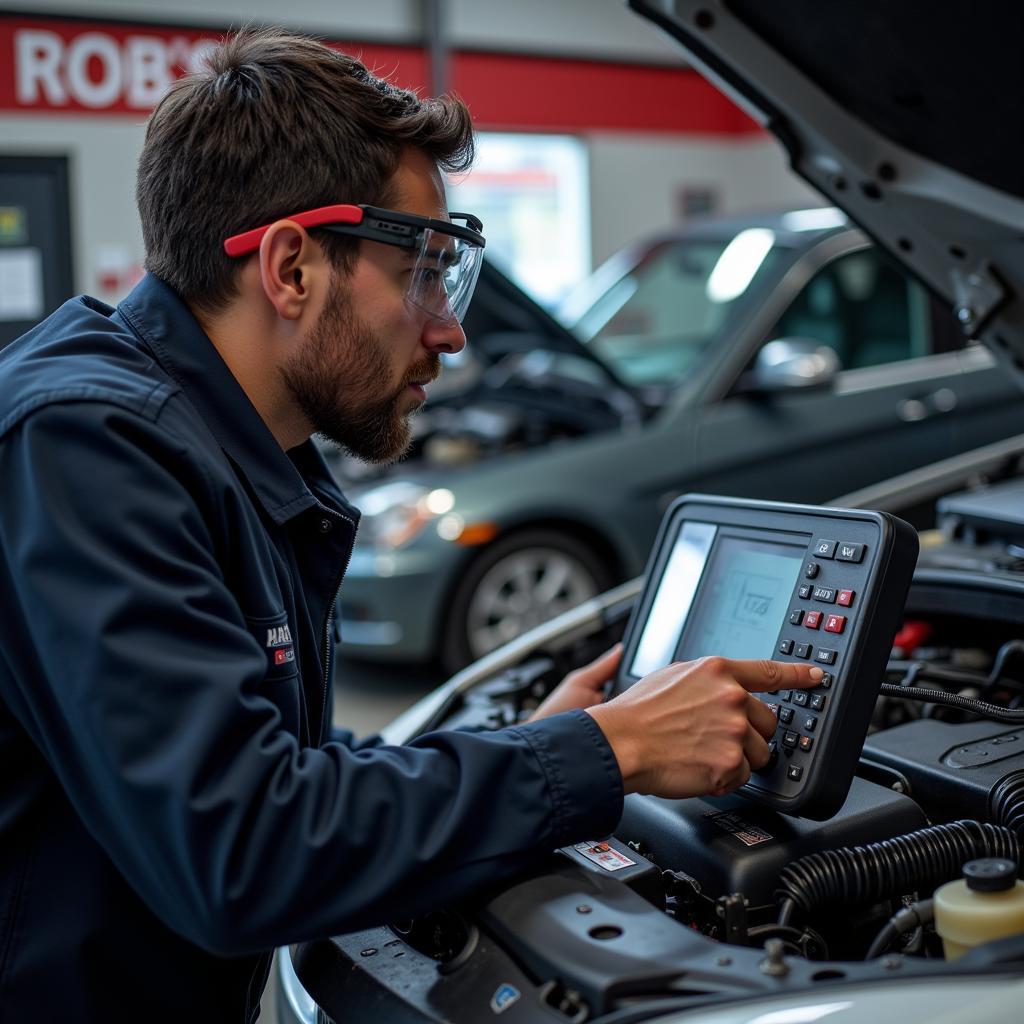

{"left": 422, "top": 314, "right": 467, "bottom": 355}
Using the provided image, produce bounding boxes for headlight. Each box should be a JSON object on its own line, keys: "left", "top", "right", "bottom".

{"left": 354, "top": 481, "right": 457, "bottom": 551}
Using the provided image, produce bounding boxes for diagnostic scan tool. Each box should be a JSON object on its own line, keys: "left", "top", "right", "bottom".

{"left": 616, "top": 495, "right": 918, "bottom": 819}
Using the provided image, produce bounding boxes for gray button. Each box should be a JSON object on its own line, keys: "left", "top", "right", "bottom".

{"left": 813, "top": 539, "right": 837, "bottom": 559}
{"left": 836, "top": 542, "right": 865, "bottom": 562}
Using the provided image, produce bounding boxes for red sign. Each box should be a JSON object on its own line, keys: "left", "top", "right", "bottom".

{"left": 0, "top": 14, "right": 757, "bottom": 135}
{"left": 0, "top": 16, "right": 426, "bottom": 116}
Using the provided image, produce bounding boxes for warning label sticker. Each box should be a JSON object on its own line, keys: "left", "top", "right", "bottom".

{"left": 704, "top": 811, "right": 774, "bottom": 847}
{"left": 573, "top": 841, "right": 636, "bottom": 872}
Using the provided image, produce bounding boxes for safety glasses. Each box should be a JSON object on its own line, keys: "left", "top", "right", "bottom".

{"left": 223, "top": 204, "right": 486, "bottom": 323}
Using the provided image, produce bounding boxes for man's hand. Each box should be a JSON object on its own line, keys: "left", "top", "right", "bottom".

{"left": 586, "top": 657, "right": 823, "bottom": 799}
{"left": 528, "top": 645, "right": 623, "bottom": 722}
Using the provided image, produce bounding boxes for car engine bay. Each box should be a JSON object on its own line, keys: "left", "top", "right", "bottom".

{"left": 290, "top": 481, "right": 1024, "bottom": 1022}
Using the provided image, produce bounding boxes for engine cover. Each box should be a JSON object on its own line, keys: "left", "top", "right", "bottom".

{"left": 616, "top": 776, "right": 926, "bottom": 906}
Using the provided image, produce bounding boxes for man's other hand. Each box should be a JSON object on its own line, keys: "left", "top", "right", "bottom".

{"left": 528, "top": 645, "right": 623, "bottom": 722}
{"left": 586, "top": 657, "right": 823, "bottom": 799}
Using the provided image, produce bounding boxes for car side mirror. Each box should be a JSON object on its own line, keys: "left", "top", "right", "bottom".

{"left": 738, "top": 337, "right": 841, "bottom": 394}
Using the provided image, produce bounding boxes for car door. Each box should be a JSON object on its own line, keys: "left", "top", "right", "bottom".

{"left": 692, "top": 244, "right": 965, "bottom": 505}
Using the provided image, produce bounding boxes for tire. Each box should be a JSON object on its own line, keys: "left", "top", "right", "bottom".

{"left": 441, "top": 529, "right": 613, "bottom": 674}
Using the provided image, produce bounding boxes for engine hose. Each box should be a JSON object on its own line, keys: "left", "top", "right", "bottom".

{"left": 775, "top": 820, "right": 1020, "bottom": 926}
{"left": 878, "top": 683, "right": 1024, "bottom": 724}
{"left": 865, "top": 898, "right": 934, "bottom": 960}
{"left": 991, "top": 771, "right": 1024, "bottom": 840}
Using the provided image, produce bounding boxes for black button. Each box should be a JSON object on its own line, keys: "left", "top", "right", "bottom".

{"left": 813, "top": 539, "right": 838, "bottom": 559}
{"left": 779, "top": 689, "right": 792, "bottom": 701}
{"left": 810, "top": 693, "right": 827, "bottom": 711}
{"left": 319, "top": 518, "right": 334, "bottom": 534}
{"left": 791, "top": 691, "right": 809, "bottom": 707}
{"left": 794, "top": 642, "right": 811, "bottom": 659}
{"left": 798, "top": 584, "right": 813, "bottom": 600}
{"left": 778, "top": 639, "right": 794, "bottom": 655}
{"left": 815, "top": 649, "right": 837, "bottom": 665}
{"left": 799, "top": 735, "right": 814, "bottom": 752}
{"left": 805, "top": 562, "right": 820, "bottom": 579}
{"left": 789, "top": 609, "right": 804, "bottom": 626}
{"left": 782, "top": 731, "right": 798, "bottom": 749}
{"left": 836, "top": 542, "right": 865, "bottom": 563}
{"left": 779, "top": 707, "right": 794, "bottom": 724}
{"left": 819, "top": 672, "right": 833, "bottom": 689}
{"left": 803, "top": 715, "right": 816, "bottom": 732}
{"left": 787, "top": 763, "right": 804, "bottom": 781}
{"left": 812, "top": 587, "right": 837, "bottom": 603}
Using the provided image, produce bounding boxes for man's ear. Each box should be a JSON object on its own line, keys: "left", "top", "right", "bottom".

{"left": 256, "top": 221, "right": 328, "bottom": 321}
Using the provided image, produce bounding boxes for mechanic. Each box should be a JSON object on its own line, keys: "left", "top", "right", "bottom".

{"left": 0, "top": 30, "right": 821, "bottom": 1022}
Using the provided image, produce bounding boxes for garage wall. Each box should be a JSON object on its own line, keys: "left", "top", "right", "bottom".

{"left": 11, "top": 0, "right": 689, "bottom": 60}
{"left": 1, "top": 116, "right": 145, "bottom": 301}
{"left": 0, "top": 0, "right": 821, "bottom": 302}
{"left": 587, "top": 134, "right": 822, "bottom": 266}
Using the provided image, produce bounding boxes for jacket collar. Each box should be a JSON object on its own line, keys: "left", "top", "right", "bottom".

{"left": 117, "top": 274, "right": 351, "bottom": 526}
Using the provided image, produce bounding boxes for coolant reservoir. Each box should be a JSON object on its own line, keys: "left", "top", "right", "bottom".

{"left": 934, "top": 858, "right": 1024, "bottom": 959}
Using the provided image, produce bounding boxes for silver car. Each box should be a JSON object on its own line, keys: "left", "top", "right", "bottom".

{"left": 340, "top": 211, "right": 1024, "bottom": 672}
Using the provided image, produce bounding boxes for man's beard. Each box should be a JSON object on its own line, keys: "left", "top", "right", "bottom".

{"left": 280, "top": 277, "right": 439, "bottom": 464}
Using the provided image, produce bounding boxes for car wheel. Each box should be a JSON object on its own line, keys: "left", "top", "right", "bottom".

{"left": 442, "top": 529, "right": 613, "bottom": 673}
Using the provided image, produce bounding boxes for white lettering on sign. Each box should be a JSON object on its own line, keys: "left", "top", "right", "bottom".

{"left": 12, "top": 28, "right": 215, "bottom": 111}
{"left": 67, "top": 33, "right": 122, "bottom": 108}
{"left": 16, "top": 30, "right": 67, "bottom": 105}
{"left": 125, "top": 36, "right": 172, "bottom": 107}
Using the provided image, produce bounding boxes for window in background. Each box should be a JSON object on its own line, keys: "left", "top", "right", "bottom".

{"left": 447, "top": 132, "right": 590, "bottom": 309}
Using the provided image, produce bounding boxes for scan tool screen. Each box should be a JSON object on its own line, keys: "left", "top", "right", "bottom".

{"left": 628, "top": 522, "right": 804, "bottom": 679}
{"left": 676, "top": 534, "right": 804, "bottom": 661}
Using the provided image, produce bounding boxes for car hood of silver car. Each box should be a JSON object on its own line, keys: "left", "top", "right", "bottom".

{"left": 631, "top": 0, "right": 1024, "bottom": 389}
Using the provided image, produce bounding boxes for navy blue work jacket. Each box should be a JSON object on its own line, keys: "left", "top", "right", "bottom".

{"left": 0, "top": 275, "right": 624, "bottom": 1022}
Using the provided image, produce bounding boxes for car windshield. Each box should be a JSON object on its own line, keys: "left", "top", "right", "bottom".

{"left": 562, "top": 230, "right": 784, "bottom": 387}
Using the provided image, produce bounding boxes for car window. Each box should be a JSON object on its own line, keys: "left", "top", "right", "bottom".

{"left": 568, "top": 235, "right": 784, "bottom": 388}
{"left": 769, "top": 248, "right": 930, "bottom": 369}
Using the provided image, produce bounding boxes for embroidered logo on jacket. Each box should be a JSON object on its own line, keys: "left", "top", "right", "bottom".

{"left": 265, "top": 623, "right": 295, "bottom": 667}
{"left": 265, "top": 624, "right": 293, "bottom": 648}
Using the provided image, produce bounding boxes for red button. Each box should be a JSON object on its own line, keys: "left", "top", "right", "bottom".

{"left": 837, "top": 589, "right": 854, "bottom": 607}
{"left": 824, "top": 614, "right": 846, "bottom": 634}
{"left": 804, "top": 610, "right": 822, "bottom": 629}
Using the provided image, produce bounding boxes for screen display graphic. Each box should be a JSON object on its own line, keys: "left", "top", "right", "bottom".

{"left": 678, "top": 535, "right": 804, "bottom": 662}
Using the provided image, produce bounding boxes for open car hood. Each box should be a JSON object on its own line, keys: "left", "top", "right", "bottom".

{"left": 630, "top": 0, "right": 1024, "bottom": 390}
{"left": 466, "top": 259, "right": 630, "bottom": 390}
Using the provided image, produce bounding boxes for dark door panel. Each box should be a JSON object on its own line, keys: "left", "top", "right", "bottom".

{"left": 0, "top": 156, "right": 73, "bottom": 349}
{"left": 693, "top": 367, "right": 955, "bottom": 505}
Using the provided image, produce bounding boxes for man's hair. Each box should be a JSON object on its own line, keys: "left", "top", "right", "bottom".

{"left": 137, "top": 29, "right": 474, "bottom": 314}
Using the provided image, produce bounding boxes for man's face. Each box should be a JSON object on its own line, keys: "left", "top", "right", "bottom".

{"left": 279, "top": 271, "right": 440, "bottom": 463}
{"left": 279, "top": 149, "right": 467, "bottom": 462}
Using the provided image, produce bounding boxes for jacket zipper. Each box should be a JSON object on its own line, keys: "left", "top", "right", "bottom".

{"left": 317, "top": 505, "right": 357, "bottom": 742}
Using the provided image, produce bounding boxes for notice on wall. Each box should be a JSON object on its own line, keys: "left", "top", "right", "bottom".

{"left": 0, "top": 247, "right": 43, "bottom": 321}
